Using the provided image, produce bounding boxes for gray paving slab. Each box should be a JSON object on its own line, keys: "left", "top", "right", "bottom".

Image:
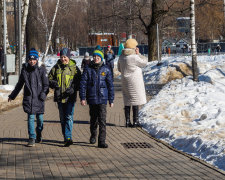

{"left": 0, "top": 80, "right": 225, "bottom": 179}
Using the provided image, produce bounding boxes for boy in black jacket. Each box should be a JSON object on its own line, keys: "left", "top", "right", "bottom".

{"left": 8, "top": 49, "right": 49, "bottom": 147}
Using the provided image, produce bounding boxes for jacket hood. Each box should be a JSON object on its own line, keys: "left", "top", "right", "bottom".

{"left": 122, "top": 48, "right": 136, "bottom": 56}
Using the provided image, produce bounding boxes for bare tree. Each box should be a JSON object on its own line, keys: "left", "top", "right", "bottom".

{"left": 190, "top": 0, "right": 198, "bottom": 81}
{"left": 42, "top": 0, "right": 60, "bottom": 62}
{"left": 26, "top": 0, "right": 39, "bottom": 57}
{"left": 21, "top": 0, "right": 29, "bottom": 50}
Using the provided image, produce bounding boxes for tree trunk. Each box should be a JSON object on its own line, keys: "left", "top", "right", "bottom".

{"left": 42, "top": 0, "right": 60, "bottom": 63}
{"left": 147, "top": 0, "right": 163, "bottom": 61}
{"left": 148, "top": 24, "right": 157, "bottom": 61}
{"left": 15, "top": 0, "right": 29, "bottom": 75}
{"left": 21, "top": 0, "right": 29, "bottom": 51}
{"left": 190, "top": 0, "right": 198, "bottom": 81}
{"left": 26, "top": 0, "right": 39, "bottom": 59}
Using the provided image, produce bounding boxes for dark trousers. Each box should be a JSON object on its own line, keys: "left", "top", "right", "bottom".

{"left": 89, "top": 104, "right": 107, "bottom": 144}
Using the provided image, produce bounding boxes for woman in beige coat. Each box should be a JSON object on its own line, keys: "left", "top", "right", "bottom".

{"left": 118, "top": 39, "right": 148, "bottom": 127}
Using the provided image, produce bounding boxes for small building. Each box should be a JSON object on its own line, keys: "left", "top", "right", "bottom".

{"left": 175, "top": 38, "right": 190, "bottom": 53}
{"left": 88, "top": 33, "right": 118, "bottom": 47}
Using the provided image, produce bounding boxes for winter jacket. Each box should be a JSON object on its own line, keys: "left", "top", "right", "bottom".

{"left": 79, "top": 61, "right": 114, "bottom": 105}
{"left": 104, "top": 50, "right": 115, "bottom": 69}
{"left": 81, "top": 58, "right": 91, "bottom": 69}
{"left": 9, "top": 63, "right": 49, "bottom": 114}
{"left": 118, "top": 48, "right": 147, "bottom": 106}
{"left": 48, "top": 59, "right": 81, "bottom": 103}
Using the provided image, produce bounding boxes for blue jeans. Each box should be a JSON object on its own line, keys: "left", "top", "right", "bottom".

{"left": 58, "top": 102, "right": 75, "bottom": 140}
{"left": 28, "top": 114, "right": 44, "bottom": 139}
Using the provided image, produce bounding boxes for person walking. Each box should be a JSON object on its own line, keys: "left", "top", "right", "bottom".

{"left": 81, "top": 52, "right": 91, "bottom": 70}
{"left": 117, "top": 39, "right": 148, "bottom": 128}
{"left": 48, "top": 48, "right": 81, "bottom": 147}
{"left": 104, "top": 45, "right": 115, "bottom": 78}
{"left": 80, "top": 46, "right": 114, "bottom": 148}
{"left": 8, "top": 49, "right": 49, "bottom": 147}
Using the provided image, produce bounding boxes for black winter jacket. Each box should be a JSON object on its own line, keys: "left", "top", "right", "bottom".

{"left": 9, "top": 63, "right": 49, "bottom": 114}
{"left": 80, "top": 61, "right": 114, "bottom": 105}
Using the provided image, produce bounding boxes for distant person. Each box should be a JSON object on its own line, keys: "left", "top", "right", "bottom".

{"left": 118, "top": 39, "right": 148, "bottom": 128}
{"left": 208, "top": 47, "right": 211, "bottom": 56}
{"left": 81, "top": 52, "right": 91, "bottom": 70}
{"left": 168, "top": 47, "right": 171, "bottom": 55}
{"left": 0, "top": 46, "right": 3, "bottom": 67}
{"left": 48, "top": 48, "right": 81, "bottom": 147}
{"left": 104, "top": 45, "right": 115, "bottom": 78}
{"left": 216, "top": 44, "right": 221, "bottom": 54}
{"left": 166, "top": 47, "right": 168, "bottom": 54}
{"left": 8, "top": 49, "right": 49, "bottom": 147}
{"left": 80, "top": 46, "right": 114, "bottom": 148}
{"left": 118, "top": 43, "right": 124, "bottom": 56}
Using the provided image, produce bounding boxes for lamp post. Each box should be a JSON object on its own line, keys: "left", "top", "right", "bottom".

{"left": 3, "top": 0, "right": 7, "bottom": 84}
{"left": 18, "top": 0, "right": 22, "bottom": 74}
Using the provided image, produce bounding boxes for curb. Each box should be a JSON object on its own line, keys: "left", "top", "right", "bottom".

{"left": 137, "top": 126, "right": 225, "bottom": 176}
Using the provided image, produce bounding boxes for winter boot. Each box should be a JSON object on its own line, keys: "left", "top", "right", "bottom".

{"left": 133, "top": 106, "right": 139, "bottom": 128}
{"left": 64, "top": 138, "right": 73, "bottom": 147}
{"left": 124, "top": 106, "right": 132, "bottom": 128}
{"left": 27, "top": 138, "right": 35, "bottom": 147}
{"left": 90, "top": 135, "right": 96, "bottom": 144}
{"left": 36, "top": 131, "right": 42, "bottom": 143}
{"left": 98, "top": 142, "right": 108, "bottom": 148}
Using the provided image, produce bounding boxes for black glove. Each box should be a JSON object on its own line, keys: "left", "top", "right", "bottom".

{"left": 50, "top": 80, "right": 59, "bottom": 89}
{"left": 55, "top": 88, "right": 61, "bottom": 101}
{"left": 39, "top": 92, "right": 46, "bottom": 101}
{"left": 62, "top": 88, "right": 74, "bottom": 99}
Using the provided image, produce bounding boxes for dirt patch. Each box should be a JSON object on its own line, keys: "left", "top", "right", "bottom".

{"left": 162, "top": 63, "right": 192, "bottom": 84}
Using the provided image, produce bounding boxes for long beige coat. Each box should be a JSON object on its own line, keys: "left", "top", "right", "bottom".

{"left": 118, "top": 48, "right": 148, "bottom": 106}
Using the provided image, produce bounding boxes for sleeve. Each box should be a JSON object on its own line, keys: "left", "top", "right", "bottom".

{"left": 48, "top": 65, "right": 58, "bottom": 89}
{"left": 8, "top": 73, "right": 25, "bottom": 100}
{"left": 135, "top": 54, "right": 148, "bottom": 68}
{"left": 74, "top": 66, "right": 81, "bottom": 91}
{"left": 39, "top": 67, "right": 49, "bottom": 101}
{"left": 117, "top": 58, "right": 121, "bottom": 72}
{"left": 79, "top": 67, "right": 88, "bottom": 101}
{"left": 106, "top": 68, "right": 114, "bottom": 104}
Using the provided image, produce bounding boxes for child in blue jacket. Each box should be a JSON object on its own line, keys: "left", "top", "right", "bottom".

{"left": 80, "top": 47, "right": 114, "bottom": 148}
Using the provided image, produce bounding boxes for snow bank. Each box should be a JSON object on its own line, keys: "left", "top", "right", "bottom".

{"left": 139, "top": 54, "right": 225, "bottom": 171}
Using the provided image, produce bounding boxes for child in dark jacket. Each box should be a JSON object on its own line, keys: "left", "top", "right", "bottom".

{"left": 8, "top": 49, "right": 49, "bottom": 147}
{"left": 80, "top": 47, "right": 114, "bottom": 148}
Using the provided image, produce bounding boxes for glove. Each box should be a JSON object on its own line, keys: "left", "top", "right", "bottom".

{"left": 50, "top": 80, "right": 59, "bottom": 89}
{"left": 54, "top": 88, "right": 61, "bottom": 101}
{"left": 62, "top": 88, "right": 74, "bottom": 99}
{"left": 39, "top": 92, "right": 46, "bottom": 101}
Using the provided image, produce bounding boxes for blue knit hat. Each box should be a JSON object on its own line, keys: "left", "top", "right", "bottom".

{"left": 93, "top": 49, "right": 104, "bottom": 61}
{"left": 28, "top": 48, "right": 39, "bottom": 60}
{"left": 60, "top": 48, "right": 71, "bottom": 58}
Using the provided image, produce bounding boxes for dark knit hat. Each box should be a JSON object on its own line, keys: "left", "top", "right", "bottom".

{"left": 28, "top": 48, "right": 39, "bottom": 60}
{"left": 60, "top": 48, "right": 71, "bottom": 58}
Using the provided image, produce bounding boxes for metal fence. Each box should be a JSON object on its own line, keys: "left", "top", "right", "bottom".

{"left": 79, "top": 45, "right": 149, "bottom": 56}
{"left": 79, "top": 42, "right": 225, "bottom": 56}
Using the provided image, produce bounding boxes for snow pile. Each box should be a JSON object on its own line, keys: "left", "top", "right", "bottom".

{"left": 139, "top": 54, "right": 225, "bottom": 171}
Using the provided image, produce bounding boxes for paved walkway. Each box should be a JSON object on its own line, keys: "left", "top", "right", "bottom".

{"left": 0, "top": 80, "right": 225, "bottom": 179}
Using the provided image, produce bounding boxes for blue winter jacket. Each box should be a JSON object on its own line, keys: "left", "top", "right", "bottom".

{"left": 79, "top": 62, "right": 114, "bottom": 105}
{"left": 105, "top": 51, "right": 115, "bottom": 70}
{"left": 9, "top": 63, "right": 49, "bottom": 114}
